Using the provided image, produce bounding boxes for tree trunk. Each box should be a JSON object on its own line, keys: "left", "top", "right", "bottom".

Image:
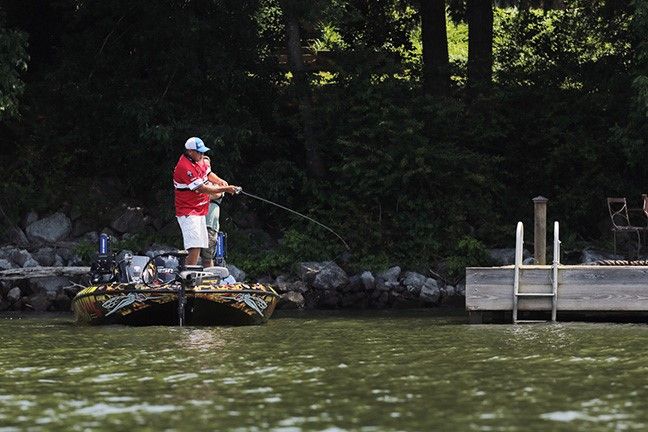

{"left": 282, "top": 5, "right": 325, "bottom": 178}
{"left": 421, "top": 0, "right": 450, "bottom": 98}
{"left": 467, "top": 0, "right": 493, "bottom": 95}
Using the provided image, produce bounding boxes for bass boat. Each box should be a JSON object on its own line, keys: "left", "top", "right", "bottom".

{"left": 72, "top": 235, "right": 278, "bottom": 326}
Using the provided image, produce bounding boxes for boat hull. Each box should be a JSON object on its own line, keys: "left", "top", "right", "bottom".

{"left": 72, "top": 282, "right": 278, "bottom": 326}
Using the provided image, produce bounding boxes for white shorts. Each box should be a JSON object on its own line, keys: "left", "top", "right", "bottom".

{"left": 177, "top": 215, "right": 208, "bottom": 249}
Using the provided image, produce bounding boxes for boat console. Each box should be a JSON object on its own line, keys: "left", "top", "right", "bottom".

{"left": 88, "top": 234, "right": 230, "bottom": 286}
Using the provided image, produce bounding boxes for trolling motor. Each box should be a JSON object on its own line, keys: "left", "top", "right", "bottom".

{"left": 213, "top": 231, "right": 227, "bottom": 266}
{"left": 90, "top": 233, "right": 115, "bottom": 284}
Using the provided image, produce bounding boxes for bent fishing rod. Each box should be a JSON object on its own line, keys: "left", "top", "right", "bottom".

{"left": 232, "top": 187, "right": 350, "bottom": 251}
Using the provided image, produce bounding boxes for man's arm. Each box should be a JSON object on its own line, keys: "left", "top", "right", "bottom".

{"left": 207, "top": 171, "right": 228, "bottom": 186}
{"left": 195, "top": 183, "right": 238, "bottom": 196}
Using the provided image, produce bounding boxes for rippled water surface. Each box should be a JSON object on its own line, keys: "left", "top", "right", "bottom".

{"left": 2, "top": 311, "right": 648, "bottom": 431}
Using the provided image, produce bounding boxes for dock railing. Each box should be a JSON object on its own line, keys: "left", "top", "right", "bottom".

{"left": 512, "top": 221, "right": 560, "bottom": 323}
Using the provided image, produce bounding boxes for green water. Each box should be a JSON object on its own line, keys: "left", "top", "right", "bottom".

{"left": 1, "top": 311, "right": 648, "bottom": 431}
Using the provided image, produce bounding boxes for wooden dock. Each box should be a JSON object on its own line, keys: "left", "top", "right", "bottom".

{"left": 465, "top": 221, "right": 648, "bottom": 323}
{"left": 466, "top": 265, "right": 648, "bottom": 323}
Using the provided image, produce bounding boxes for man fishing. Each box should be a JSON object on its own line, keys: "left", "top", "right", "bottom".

{"left": 173, "top": 137, "right": 240, "bottom": 266}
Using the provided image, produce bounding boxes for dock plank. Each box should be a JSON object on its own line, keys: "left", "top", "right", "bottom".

{"left": 466, "top": 265, "right": 648, "bottom": 312}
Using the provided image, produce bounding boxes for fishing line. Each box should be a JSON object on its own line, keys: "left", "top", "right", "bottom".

{"left": 235, "top": 188, "right": 350, "bottom": 251}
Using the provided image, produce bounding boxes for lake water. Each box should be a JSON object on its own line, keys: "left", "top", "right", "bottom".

{"left": 1, "top": 310, "right": 647, "bottom": 431}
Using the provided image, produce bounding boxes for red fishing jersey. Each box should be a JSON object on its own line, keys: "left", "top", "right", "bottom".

{"left": 173, "top": 154, "right": 212, "bottom": 216}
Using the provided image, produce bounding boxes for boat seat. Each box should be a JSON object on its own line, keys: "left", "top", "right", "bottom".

{"left": 203, "top": 266, "right": 230, "bottom": 278}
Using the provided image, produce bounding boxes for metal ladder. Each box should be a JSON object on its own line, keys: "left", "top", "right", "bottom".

{"left": 513, "top": 221, "right": 560, "bottom": 324}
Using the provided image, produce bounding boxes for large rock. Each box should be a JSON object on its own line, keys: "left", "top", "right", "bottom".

{"left": 110, "top": 206, "right": 146, "bottom": 234}
{"left": 456, "top": 282, "right": 466, "bottom": 296}
{"left": 378, "top": 266, "right": 401, "bottom": 282}
{"left": 53, "top": 255, "right": 65, "bottom": 267}
{"left": 298, "top": 262, "right": 327, "bottom": 284}
{"left": 360, "top": 271, "right": 375, "bottom": 290}
{"left": 402, "top": 271, "right": 427, "bottom": 296}
{"left": 24, "top": 257, "right": 40, "bottom": 268}
{"left": 226, "top": 264, "right": 246, "bottom": 282}
{"left": 420, "top": 278, "right": 441, "bottom": 304}
{"left": 287, "top": 280, "right": 307, "bottom": 293}
{"left": 33, "top": 247, "right": 56, "bottom": 267}
{"left": 278, "top": 291, "right": 305, "bottom": 309}
{"left": 67, "top": 254, "right": 85, "bottom": 266}
{"left": 26, "top": 213, "right": 71, "bottom": 243}
{"left": 55, "top": 247, "right": 74, "bottom": 262}
{"left": 7, "top": 287, "right": 22, "bottom": 303}
{"left": 10, "top": 249, "right": 39, "bottom": 268}
{"left": 22, "top": 211, "right": 38, "bottom": 229}
{"left": 0, "top": 259, "right": 13, "bottom": 270}
{"left": 376, "top": 279, "right": 401, "bottom": 293}
{"left": 312, "top": 262, "right": 349, "bottom": 291}
{"left": 6, "top": 226, "right": 29, "bottom": 247}
{"left": 0, "top": 246, "right": 10, "bottom": 260}
{"left": 343, "top": 274, "right": 364, "bottom": 293}
{"left": 29, "top": 277, "right": 70, "bottom": 297}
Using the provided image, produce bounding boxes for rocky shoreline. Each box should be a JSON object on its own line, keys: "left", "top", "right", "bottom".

{"left": 0, "top": 259, "right": 465, "bottom": 313}
{"left": 0, "top": 210, "right": 625, "bottom": 313}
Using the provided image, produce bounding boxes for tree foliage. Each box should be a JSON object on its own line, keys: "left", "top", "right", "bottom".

{"left": 0, "top": 10, "right": 27, "bottom": 121}
{"left": 0, "top": 0, "right": 646, "bottom": 275}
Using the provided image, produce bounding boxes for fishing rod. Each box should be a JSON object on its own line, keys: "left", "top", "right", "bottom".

{"left": 233, "top": 187, "right": 350, "bottom": 251}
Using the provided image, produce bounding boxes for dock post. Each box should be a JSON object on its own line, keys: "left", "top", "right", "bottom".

{"left": 533, "top": 196, "right": 548, "bottom": 265}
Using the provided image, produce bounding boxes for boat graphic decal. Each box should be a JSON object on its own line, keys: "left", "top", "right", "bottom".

{"left": 221, "top": 293, "right": 268, "bottom": 316}
{"left": 102, "top": 293, "right": 163, "bottom": 316}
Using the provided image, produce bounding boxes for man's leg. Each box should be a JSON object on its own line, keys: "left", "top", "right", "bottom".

{"left": 186, "top": 248, "right": 201, "bottom": 266}
{"left": 201, "top": 227, "right": 217, "bottom": 268}
{"left": 178, "top": 215, "right": 209, "bottom": 266}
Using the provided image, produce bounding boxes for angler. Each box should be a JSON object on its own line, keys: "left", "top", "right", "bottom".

{"left": 172, "top": 137, "right": 240, "bottom": 266}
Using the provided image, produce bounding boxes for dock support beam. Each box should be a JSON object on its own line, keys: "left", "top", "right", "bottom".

{"left": 533, "top": 196, "right": 548, "bottom": 265}
{"left": 468, "top": 311, "right": 483, "bottom": 324}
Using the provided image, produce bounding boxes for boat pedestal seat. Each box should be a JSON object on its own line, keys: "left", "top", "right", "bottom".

{"left": 203, "top": 266, "right": 229, "bottom": 278}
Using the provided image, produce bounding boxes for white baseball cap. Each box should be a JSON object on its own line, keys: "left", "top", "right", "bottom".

{"left": 184, "top": 137, "right": 210, "bottom": 153}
